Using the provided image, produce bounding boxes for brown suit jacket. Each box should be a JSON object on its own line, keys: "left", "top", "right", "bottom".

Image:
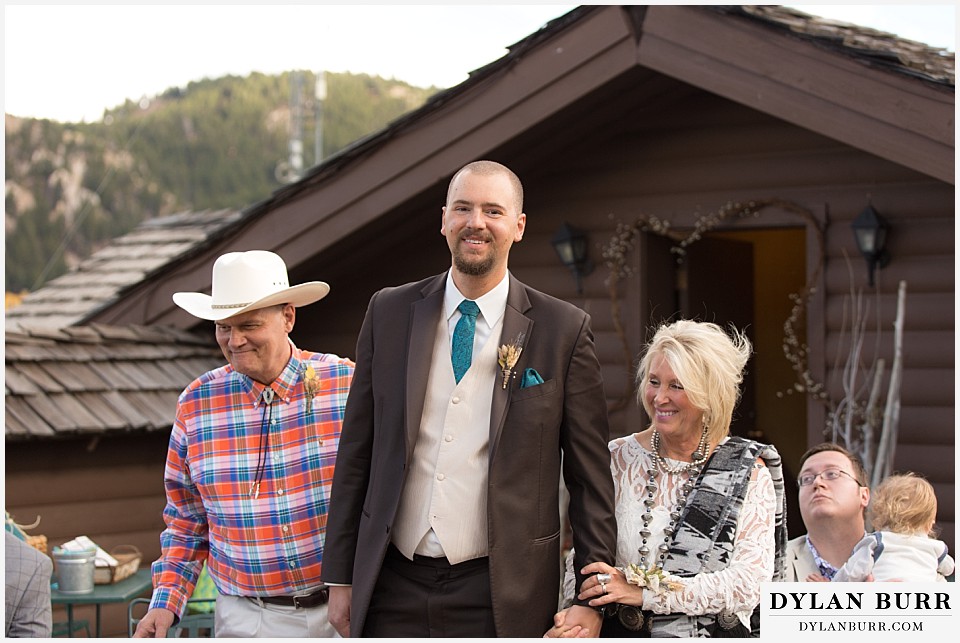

{"left": 322, "top": 272, "right": 617, "bottom": 637}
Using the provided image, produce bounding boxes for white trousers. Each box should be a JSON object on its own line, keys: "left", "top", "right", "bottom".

{"left": 214, "top": 593, "right": 340, "bottom": 638}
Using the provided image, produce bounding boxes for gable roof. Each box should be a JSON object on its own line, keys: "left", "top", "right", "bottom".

{"left": 82, "top": 4, "right": 953, "bottom": 329}
{"left": 272, "top": 4, "right": 954, "bottom": 198}
{"left": 5, "top": 209, "right": 241, "bottom": 329}
{"left": 4, "top": 323, "right": 223, "bottom": 440}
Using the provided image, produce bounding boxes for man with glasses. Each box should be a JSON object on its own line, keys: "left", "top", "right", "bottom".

{"left": 784, "top": 443, "right": 870, "bottom": 581}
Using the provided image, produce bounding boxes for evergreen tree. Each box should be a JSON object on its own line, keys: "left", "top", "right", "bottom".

{"left": 4, "top": 71, "right": 437, "bottom": 293}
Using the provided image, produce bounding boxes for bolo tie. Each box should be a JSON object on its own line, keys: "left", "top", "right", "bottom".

{"left": 249, "top": 387, "right": 275, "bottom": 499}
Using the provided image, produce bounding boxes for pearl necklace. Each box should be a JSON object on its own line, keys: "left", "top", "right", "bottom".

{"left": 651, "top": 427, "right": 708, "bottom": 474}
{"left": 637, "top": 428, "right": 709, "bottom": 570}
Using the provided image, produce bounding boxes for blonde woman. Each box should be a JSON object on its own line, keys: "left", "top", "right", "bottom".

{"left": 548, "top": 320, "right": 787, "bottom": 638}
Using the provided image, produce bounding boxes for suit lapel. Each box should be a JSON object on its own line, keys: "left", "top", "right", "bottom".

{"left": 405, "top": 275, "right": 445, "bottom": 463}
{"left": 489, "top": 275, "right": 533, "bottom": 462}
{"left": 800, "top": 542, "right": 818, "bottom": 579}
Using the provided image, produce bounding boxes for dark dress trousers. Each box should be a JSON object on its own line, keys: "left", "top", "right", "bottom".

{"left": 322, "top": 272, "right": 617, "bottom": 637}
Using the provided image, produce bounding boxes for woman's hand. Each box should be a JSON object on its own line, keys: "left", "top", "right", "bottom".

{"left": 579, "top": 562, "right": 644, "bottom": 609}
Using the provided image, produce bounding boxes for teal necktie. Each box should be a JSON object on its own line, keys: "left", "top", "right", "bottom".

{"left": 452, "top": 300, "right": 480, "bottom": 383}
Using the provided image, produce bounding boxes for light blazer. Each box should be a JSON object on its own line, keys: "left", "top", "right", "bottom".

{"left": 783, "top": 536, "right": 818, "bottom": 582}
{"left": 5, "top": 532, "right": 53, "bottom": 638}
{"left": 322, "top": 272, "right": 617, "bottom": 637}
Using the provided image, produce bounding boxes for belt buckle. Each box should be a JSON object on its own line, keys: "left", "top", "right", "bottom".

{"left": 617, "top": 605, "right": 651, "bottom": 632}
{"left": 716, "top": 609, "right": 739, "bottom": 630}
{"left": 291, "top": 587, "right": 327, "bottom": 609}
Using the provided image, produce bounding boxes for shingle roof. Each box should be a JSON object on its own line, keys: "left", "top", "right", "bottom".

{"left": 5, "top": 209, "right": 241, "bottom": 329}
{"left": 4, "top": 323, "right": 223, "bottom": 440}
{"left": 468, "top": 5, "right": 953, "bottom": 96}
{"left": 733, "top": 5, "right": 954, "bottom": 86}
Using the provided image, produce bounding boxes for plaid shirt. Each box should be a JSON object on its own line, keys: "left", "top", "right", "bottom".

{"left": 149, "top": 345, "right": 354, "bottom": 617}
{"left": 806, "top": 534, "right": 843, "bottom": 580}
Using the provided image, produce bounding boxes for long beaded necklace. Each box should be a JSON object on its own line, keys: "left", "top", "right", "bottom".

{"left": 637, "top": 427, "right": 709, "bottom": 571}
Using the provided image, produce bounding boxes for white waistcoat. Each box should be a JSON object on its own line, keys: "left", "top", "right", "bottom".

{"left": 391, "top": 312, "right": 502, "bottom": 564}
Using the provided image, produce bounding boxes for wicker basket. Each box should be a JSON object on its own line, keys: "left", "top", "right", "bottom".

{"left": 26, "top": 534, "right": 48, "bottom": 555}
{"left": 94, "top": 545, "right": 142, "bottom": 584}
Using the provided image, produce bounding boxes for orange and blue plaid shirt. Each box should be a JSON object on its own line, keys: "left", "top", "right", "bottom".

{"left": 149, "top": 345, "right": 354, "bottom": 617}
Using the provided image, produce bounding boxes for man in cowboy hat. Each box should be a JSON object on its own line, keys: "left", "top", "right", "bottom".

{"left": 134, "top": 250, "right": 354, "bottom": 638}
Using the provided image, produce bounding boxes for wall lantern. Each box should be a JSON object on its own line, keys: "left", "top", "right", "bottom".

{"left": 851, "top": 204, "right": 890, "bottom": 287}
{"left": 551, "top": 222, "right": 594, "bottom": 294}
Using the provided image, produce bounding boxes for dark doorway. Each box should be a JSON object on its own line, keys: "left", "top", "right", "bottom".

{"left": 682, "top": 236, "right": 757, "bottom": 440}
{"left": 638, "top": 227, "right": 808, "bottom": 535}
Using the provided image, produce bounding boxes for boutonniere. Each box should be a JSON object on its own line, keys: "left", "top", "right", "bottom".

{"left": 497, "top": 332, "right": 526, "bottom": 389}
{"left": 302, "top": 364, "right": 321, "bottom": 414}
{"left": 623, "top": 563, "right": 684, "bottom": 594}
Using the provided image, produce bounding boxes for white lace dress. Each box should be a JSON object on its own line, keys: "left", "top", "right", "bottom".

{"left": 564, "top": 433, "right": 776, "bottom": 628}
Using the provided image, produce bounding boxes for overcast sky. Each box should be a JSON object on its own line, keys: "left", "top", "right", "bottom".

{"left": 3, "top": 3, "right": 956, "bottom": 123}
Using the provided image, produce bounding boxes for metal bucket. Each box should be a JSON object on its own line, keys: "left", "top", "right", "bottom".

{"left": 53, "top": 547, "right": 97, "bottom": 594}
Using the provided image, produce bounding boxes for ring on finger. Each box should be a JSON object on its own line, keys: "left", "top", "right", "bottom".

{"left": 599, "top": 580, "right": 607, "bottom": 593}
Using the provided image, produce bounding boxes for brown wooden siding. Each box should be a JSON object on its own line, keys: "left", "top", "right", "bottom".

{"left": 818, "top": 176, "right": 954, "bottom": 549}
{"left": 505, "top": 88, "right": 954, "bottom": 548}
{"left": 6, "top": 435, "right": 169, "bottom": 637}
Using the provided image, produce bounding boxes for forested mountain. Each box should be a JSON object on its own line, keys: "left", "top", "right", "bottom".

{"left": 5, "top": 71, "right": 437, "bottom": 293}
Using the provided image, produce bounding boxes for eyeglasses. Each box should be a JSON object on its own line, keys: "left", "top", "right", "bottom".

{"left": 797, "top": 468, "right": 863, "bottom": 487}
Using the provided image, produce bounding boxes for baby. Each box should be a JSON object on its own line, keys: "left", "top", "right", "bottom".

{"left": 832, "top": 472, "right": 954, "bottom": 582}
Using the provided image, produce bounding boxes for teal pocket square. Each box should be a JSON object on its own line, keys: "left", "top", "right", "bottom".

{"left": 521, "top": 368, "right": 544, "bottom": 388}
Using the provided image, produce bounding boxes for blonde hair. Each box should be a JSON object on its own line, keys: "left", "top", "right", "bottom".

{"left": 869, "top": 472, "right": 939, "bottom": 536}
{"left": 635, "top": 320, "right": 752, "bottom": 446}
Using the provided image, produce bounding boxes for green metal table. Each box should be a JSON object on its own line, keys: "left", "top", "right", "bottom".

{"left": 51, "top": 568, "right": 153, "bottom": 637}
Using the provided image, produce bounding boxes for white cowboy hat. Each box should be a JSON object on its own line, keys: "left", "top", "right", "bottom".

{"left": 173, "top": 250, "right": 330, "bottom": 321}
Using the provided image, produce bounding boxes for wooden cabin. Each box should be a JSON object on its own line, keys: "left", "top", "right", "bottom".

{"left": 85, "top": 4, "right": 954, "bottom": 543}
{"left": 5, "top": 4, "right": 954, "bottom": 634}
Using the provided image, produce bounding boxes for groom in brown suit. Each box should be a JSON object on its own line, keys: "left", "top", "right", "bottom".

{"left": 322, "top": 160, "right": 617, "bottom": 637}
